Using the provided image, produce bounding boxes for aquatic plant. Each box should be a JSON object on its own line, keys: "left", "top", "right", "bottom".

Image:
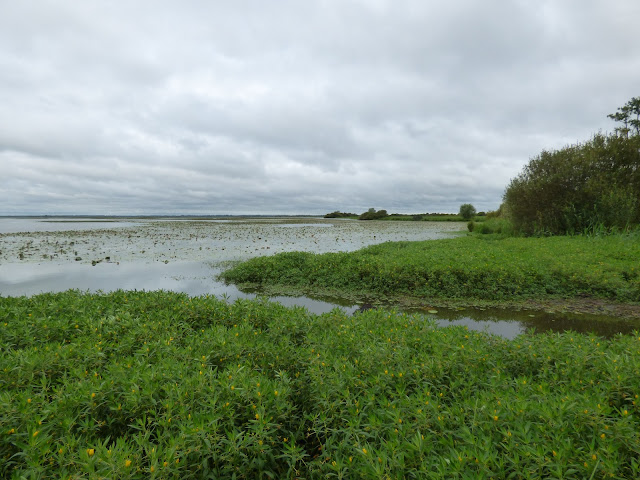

{"left": 1, "top": 290, "right": 639, "bottom": 478}
{"left": 221, "top": 233, "right": 640, "bottom": 302}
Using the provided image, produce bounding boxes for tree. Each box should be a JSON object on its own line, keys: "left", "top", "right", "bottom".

{"left": 503, "top": 133, "right": 640, "bottom": 235}
{"left": 324, "top": 211, "right": 357, "bottom": 218}
{"left": 503, "top": 97, "right": 640, "bottom": 235}
{"left": 458, "top": 204, "right": 476, "bottom": 221}
{"left": 359, "top": 208, "right": 388, "bottom": 220}
{"left": 608, "top": 96, "right": 640, "bottom": 137}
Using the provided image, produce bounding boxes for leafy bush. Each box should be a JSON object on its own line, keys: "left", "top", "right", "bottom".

{"left": 359, "top": 208, "right": 388, "bottom": 220}
{"left": 473, "top": 218, "right": 514, "bottom": 235}
{"left": 324, "top": 211, "right": 358, "bottom": 218}
{"left": 485, "top": 205, "right": 504, "bottom": 219}
{"left": 504, "top": 132, "right": 640, "bottom": 235}
{"left": 458, "top": 204, "right": 477, "bottom": 221}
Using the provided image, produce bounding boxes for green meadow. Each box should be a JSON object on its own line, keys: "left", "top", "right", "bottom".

{"left": 2, "top": 290, "right": 640, "bottom": 479}
{"left": 220, "top": 233, "right": 640, "bottom": 308}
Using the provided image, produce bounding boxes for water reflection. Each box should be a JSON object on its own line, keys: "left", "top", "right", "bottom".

{"left": 406, "top": 306, "right": 637, "bottom": 339}
{"left": 0, "top": 257, "right": 636, "bottom": 340}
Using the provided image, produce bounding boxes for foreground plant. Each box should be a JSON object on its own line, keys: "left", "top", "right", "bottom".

{"left": 1, "top": 290, "right": 640, "bottom": 478}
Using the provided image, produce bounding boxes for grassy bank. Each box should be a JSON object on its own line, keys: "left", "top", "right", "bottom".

{"left": 2, "top": 290, "right": 640, "bottom": 478}
{"left": 221, "top": 233, "right": 640, "bottom": 308}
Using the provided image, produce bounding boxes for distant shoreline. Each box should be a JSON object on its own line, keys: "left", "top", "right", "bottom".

{"left": 0, "top": 214, "right": 325, "bottom": 220}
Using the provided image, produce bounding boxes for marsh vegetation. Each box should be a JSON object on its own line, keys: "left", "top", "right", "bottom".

{"left": 221, "top": 232, "right": 640, "bottom": 320}
{"left": 2, "top": 291, "right": 640, "bottom": 478}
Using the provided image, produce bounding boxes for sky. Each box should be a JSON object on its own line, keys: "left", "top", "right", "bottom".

{"left": 1, "top": 1, "right": 639, "bottom": 216}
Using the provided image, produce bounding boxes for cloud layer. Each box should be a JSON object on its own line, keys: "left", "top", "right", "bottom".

{"left": 1, "top": 1, "right": 639, "bottom": 215}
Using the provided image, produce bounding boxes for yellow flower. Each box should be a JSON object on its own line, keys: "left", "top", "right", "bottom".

{"left": 255, "top": 414, "right": 260, "bottom": 420}
{"left": 125, "top": 459, "right": 132, "bottom": 467}
{"left": 362, "top": 448, "right": 368, "bottom": 454}
{"left": 33, "top": 430, "right": 39, "bottom": 437}
{"left": 493, "top": 416, "right": 498, "bottom": 421}
{"left": 87, "top": 448, "right": 94, "bottom": 456}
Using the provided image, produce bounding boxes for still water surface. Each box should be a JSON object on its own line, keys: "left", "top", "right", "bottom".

{"left": 0, "top": 217, "right": 635, "bottom": 339}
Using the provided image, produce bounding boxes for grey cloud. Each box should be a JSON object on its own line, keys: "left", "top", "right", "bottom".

{"left": 1, "top": 1, "right": 639, "bottom": 215}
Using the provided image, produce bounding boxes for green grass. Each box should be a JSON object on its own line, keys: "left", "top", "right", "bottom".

{"left": 220, "top": 233, "right": 640, "bottom": 304}
{"left": 1, "top": 290, "right": 640, "bottom": 478}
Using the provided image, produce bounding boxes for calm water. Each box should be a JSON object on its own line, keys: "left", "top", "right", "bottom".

{"left": 0, "top": 217, "right": 636, "bottom": 339}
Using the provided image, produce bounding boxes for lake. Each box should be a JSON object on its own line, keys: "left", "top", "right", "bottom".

{"left": 0, "top": 216, "right": 635, "bottom": 338}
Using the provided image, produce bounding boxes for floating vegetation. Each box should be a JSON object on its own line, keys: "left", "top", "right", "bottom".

{"left": 0, "top": 218, "right": 463, "bottom": 265}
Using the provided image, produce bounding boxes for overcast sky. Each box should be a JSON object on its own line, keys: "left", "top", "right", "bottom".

{"left": 1, "top": 1, "right": 639, "bottom": 216}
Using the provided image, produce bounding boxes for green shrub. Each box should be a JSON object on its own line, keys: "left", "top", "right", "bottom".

{"left": 459, "top": 204, "right": 477, "bottom": 221}
{"left": 504, "top": 133, "right": 640, "bottom": 235}
{"left": 473, "top": 218, "right": 513, "bottom": 235}
{"left": 324, "top": 211, "right": 358, "bottom": 218}
{"left": 359, "top": 208, "right": 389, "bottom": 220}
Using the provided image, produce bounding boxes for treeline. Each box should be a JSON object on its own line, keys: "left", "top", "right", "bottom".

{"left": 324, "top": 208, "right": 485, "bottom": 221}
{"left": 323, "top": 211, "right": 359, "bottom": 218}
{"left": 504, "top": 134, "right": 640, "bottom": 235}
{"left": 503, "top": 96, "right": 640, "bottom": 235}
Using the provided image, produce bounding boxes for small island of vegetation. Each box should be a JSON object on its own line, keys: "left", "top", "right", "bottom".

{"left": 325, "top": 207, "right": 483, "bottom": 222}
